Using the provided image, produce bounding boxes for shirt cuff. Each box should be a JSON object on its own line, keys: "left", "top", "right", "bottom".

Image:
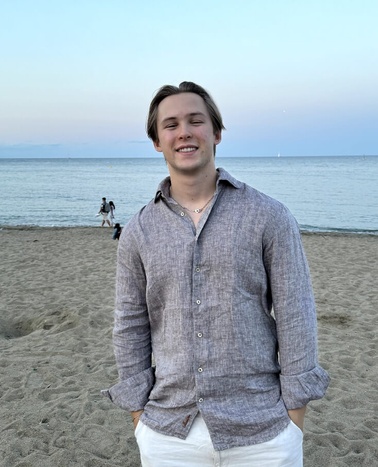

{"left": 280, "top": 365, "right": 330, "bottom": 409}
{"left": 101, "top": 367, "right": 155, "bottom": 411}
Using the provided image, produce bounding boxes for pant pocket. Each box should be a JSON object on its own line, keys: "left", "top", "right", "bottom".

{"left": 134, "top": 419, "right": 144, "bottom": 438}
{"left": 289, "top": 420, "right": 304, "bottom": 438}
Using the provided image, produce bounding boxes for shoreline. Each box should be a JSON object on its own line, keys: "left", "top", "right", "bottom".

{"left": 1, "top": 227, "right": 377, "bottom": 465}
{"left": 1, "top": 224, "right": 377, "bottom": 237}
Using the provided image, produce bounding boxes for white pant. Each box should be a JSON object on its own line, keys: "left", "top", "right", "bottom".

{"left": 135, "top": 414, "right": 303, "bottom": 467}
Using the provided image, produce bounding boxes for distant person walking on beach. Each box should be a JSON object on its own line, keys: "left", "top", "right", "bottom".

{"left": 109, "top": 201, "right": 116, "bottom": 226}
{"left": 103, "top": 82, "right": 330, "bottom": 466}
{"left": 98, "top": 197, "right": 111, "bottom": 227}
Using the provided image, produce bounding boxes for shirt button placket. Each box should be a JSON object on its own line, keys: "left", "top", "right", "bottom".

{"left": 194, "top": 253, "right": 205, "bottom": 409}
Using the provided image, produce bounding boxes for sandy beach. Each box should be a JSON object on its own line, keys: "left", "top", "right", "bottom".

{"left": 1, "top": 226, "right": 377, "bottom": 466}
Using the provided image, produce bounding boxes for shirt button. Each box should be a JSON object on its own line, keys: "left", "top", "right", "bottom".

{"left": 198, "top": 398, "right": 204, "bottom": 403}
{"left": 195, "top": 267, "right": 200, "bottom": 272}
{"left": 198, "top": 367, "right": 203, "bottom": 372}
{"left": 196, "top": 300, "right": 201, "bottom": 305}
{"left": 197, "top": 332, "right": 203, "bottom": 338}
{"left": 180, "top": 211, "right": 185, "bottom": 216}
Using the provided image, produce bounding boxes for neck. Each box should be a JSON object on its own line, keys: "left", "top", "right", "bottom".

{"left": 169, "top": 169, "right": 217, "bottom": 207}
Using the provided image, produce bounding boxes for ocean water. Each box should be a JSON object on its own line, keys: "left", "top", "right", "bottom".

{"left": 1, "top": 156, "right": 377, "bottom": 234}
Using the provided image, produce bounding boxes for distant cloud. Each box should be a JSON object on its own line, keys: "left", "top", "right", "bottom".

{"left": 0, "top": 143, "right": 65, "bottom": 158}
{"left": 0, "top": 143, "right": 63, "bottom": 150}
{"left": 128, "top": 140, "right": 150, "bottom": 144}
{"left": 0, "top": 141, "right": 156, "bottom": 158}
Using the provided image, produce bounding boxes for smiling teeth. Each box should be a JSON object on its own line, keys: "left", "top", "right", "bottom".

{"left": 178, "top": 147, "right": 196, "bottom": 152}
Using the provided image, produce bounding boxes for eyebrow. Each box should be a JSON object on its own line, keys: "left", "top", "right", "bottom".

{"left": 160, "top": 112, "right": 207, "bottom": 125}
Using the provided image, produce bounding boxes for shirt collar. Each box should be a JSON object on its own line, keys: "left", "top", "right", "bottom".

{"left": 154, "top": 168, "right": 242, "bottom": 204}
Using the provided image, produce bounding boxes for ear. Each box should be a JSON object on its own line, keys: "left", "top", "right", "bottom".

{"left": 153, "top": 139, "right": 163, "bottom": 153}
{"left": 214, "top": 131, "right": 222, "bottom": 146}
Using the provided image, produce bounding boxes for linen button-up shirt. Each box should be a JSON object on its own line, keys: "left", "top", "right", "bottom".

{"left": 103, "top": 168, "right": 330, "bottom": 451}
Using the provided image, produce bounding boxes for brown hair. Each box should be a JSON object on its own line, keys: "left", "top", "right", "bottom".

{"left": 146, "top": 81, "right": 225, "bottom": 144}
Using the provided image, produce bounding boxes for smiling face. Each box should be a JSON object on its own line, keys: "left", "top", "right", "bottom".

{"left": 153, "top": 92, "right": 221, "bottom": 176}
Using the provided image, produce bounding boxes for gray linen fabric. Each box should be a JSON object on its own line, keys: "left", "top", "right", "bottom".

{"left": 103, "top": 168, "right": 330, "bottom": 451}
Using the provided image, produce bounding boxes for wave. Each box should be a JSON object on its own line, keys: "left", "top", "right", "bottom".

{"left": 300, "top": 224, "right": 378, "bottom": 236}
{"left": 2, "top": 222, "right": 378, "bottom": 237}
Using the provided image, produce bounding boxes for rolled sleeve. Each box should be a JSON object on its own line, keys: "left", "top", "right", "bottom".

{"left": 280, "top": 365, "right": 330, "bottom": 409}
{"left": 101, "top": 367, "right": 155, "bottom": 411}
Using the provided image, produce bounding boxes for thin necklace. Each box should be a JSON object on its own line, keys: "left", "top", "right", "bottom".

{"left": 170, "top": 191, "right": 215, "bottom": 214}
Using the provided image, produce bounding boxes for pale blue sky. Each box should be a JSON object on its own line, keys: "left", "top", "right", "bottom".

{"left": 1, "top": 0, "right": 377, "bottom": 158}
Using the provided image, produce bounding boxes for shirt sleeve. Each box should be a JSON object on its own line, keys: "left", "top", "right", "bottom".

{"left": 102, "top": 221, "right": 155, "bottom": 411}
{"left": 263, "top": 204, "right": 330, "bottom": 409}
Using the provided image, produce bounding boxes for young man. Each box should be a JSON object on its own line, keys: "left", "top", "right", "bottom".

{"left": 103, "top": 82, "right": 330, "bottom": 466}
{"left": 99, "top": 197, "right": 111, "bottom": 227}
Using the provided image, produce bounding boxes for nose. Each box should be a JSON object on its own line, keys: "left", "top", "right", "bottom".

{"left": 178, "top": 123, "right": 192, "bottom": 139}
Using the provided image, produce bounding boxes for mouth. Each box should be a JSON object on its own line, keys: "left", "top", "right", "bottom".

{"left": 176, "top": 146, "right": 198, "bottom": 153}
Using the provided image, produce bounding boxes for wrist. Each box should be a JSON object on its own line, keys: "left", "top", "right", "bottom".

{"left": 288, "top": 406, "right": 306, "bottom": 431}
{"left": 131, "top": 410, "right": 144, "bottom": 423}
